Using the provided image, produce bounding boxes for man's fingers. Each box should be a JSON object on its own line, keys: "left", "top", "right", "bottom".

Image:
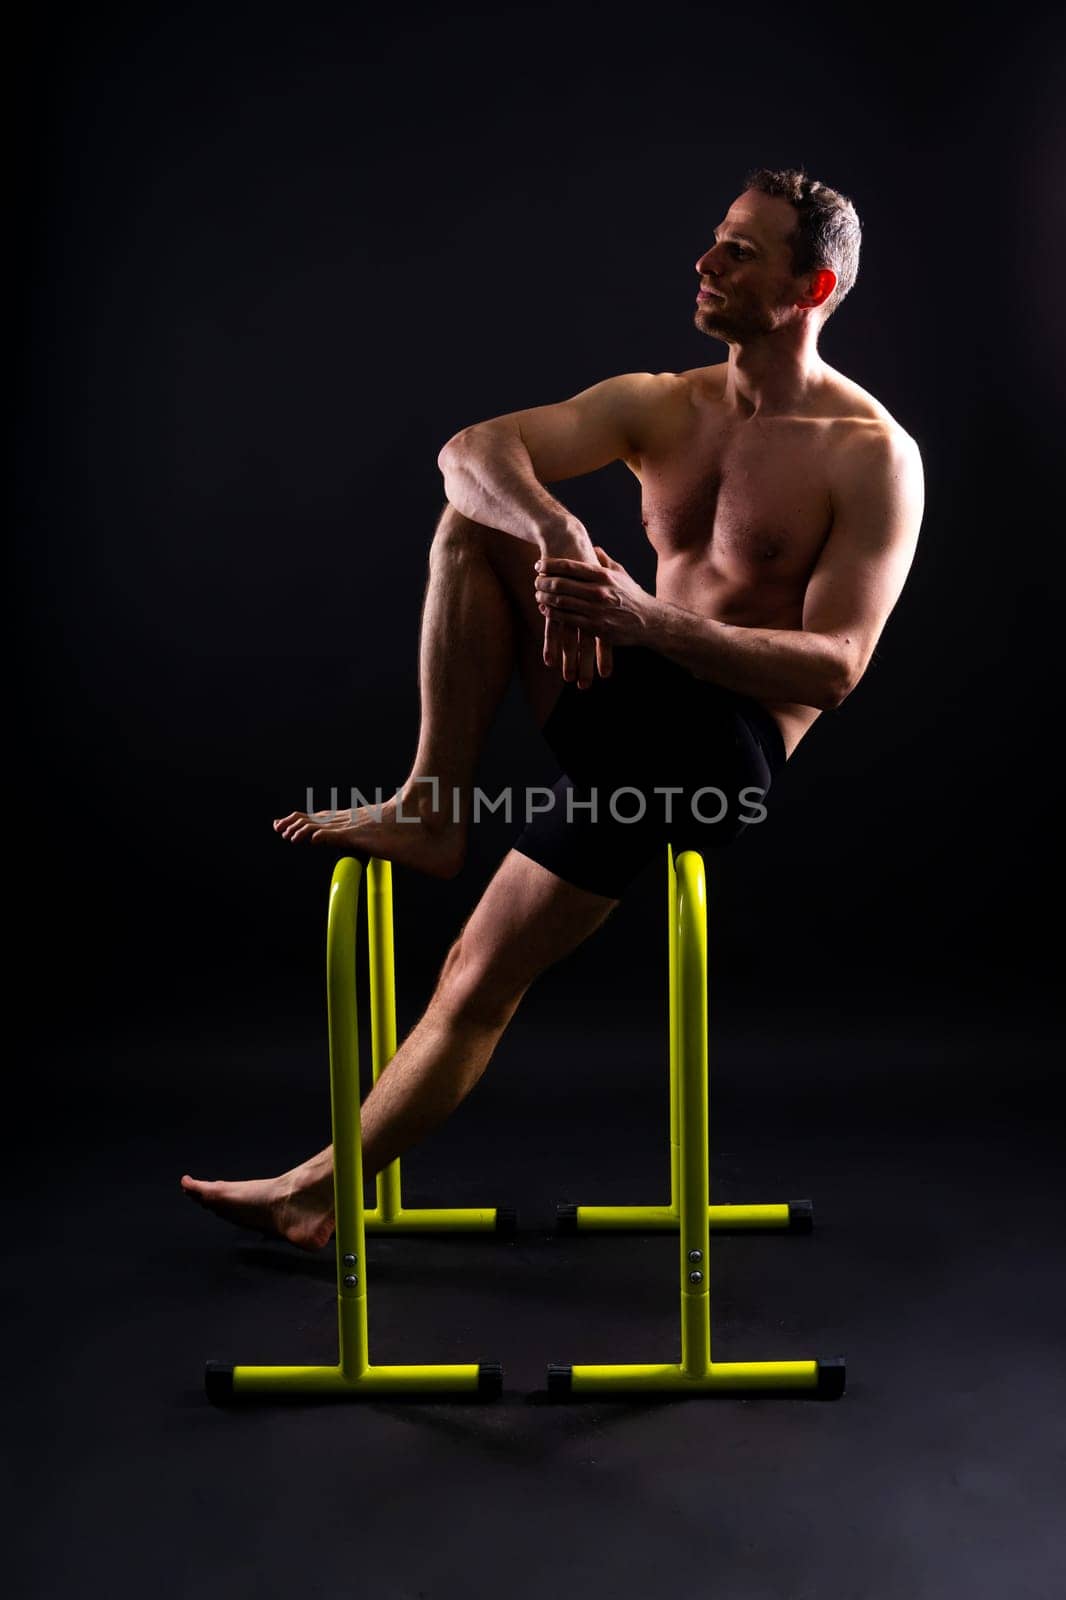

{"left": 544, "top": 611, "right": 586, "bottom": 675}
{"left": 544, "top": 610, "right": 568, "bottom": 672}
{"left": 542, "top": 605, "right": 611, "bottom": 684}
{"left": 537, "top": 556, "right": 601, "bottom": 576}
{"left": 560, "top": 620, "right": 582, "bottom": 683}
{"left": 546, "top": 597, "right": 598, "bottom": 625}
{"left": 575, "top": 630, "right": 597, "bottom": 690}
{"left": 543, "top": 612, "right": 560, "bottom": 667}
{"left": 536, "top": 575, "right": 609, "bottom": 600}
{"left": 596, "top": 636, "right": 614, "bottom": 677}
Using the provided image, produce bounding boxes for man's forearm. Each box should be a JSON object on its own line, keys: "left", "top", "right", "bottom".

{"left": 437, "top": 424, "right": 582, "bottom": 552}
{"left": 645, "top": 595, "right": 852, "bottom": 710}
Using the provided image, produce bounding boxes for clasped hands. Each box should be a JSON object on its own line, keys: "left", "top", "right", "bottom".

{"left": 534, "top": 545, "right": 654, "bottom": 690}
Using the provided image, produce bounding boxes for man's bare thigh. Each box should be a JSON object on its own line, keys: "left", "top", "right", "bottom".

{"left": 437, "top": 501, "right": 565, "bottom": 729}
{"left": 451, "top": 846, "right": 619, "bottom": 1010}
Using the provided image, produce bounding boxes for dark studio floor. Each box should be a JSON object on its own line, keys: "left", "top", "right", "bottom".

{"left": 10, "top": 984, "right": 1063, "bottom": 1598}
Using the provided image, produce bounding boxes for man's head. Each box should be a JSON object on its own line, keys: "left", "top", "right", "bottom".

{"left": 694, "top": 167, "right": 861, "bottom": 343}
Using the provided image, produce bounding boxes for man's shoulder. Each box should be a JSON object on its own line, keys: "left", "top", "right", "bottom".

{"left": 820, "top": 368, "right": 920, "bottom": 460}
{"left": 822, "top": 377, "right": 925, "bottom": 528}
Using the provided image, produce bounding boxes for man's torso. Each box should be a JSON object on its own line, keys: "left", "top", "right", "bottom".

{"left": 624, "top": 363, "right": 904, "bottom": 756}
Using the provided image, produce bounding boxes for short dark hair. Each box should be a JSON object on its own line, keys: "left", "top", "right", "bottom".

{"left": 743, "top": 166, "right": 861, "bottom": 324}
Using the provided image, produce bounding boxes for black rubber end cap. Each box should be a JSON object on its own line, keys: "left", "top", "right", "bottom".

{"left": 204, "top": 1361, "right": 235, "bottom": 1405}
{"left": 789, "top": 1199, "right": 814, "bottom": 1233}
{"left": 546, "top": 1364, "right": 573, "bottom": 1398}
{"left": 494, "top": 1207, "right": 518, "bottom": 1238}
{"left": 816, "top": 1357, "right": 846, "bottom": 1399}
{"left": 477, "top": 1362, "right": 504, "bottom": 1400}
{"left": 555, "top": 1204, "right": 579, "bottom": 1235}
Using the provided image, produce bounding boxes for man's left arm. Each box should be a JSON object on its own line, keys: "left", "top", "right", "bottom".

{"left": 535, "top": 428, "right": 925, "bottom": 709}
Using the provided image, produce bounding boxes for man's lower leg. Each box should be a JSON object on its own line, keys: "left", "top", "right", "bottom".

{"left": 291, "top": 992, "right": 517, "bottom": 1205}
{"left": 363, "top": 1004, "right": 501, "bottom": 1176}
{"left": 275, "top": 511, "right": 523, "bottom": 866}
{"left": 181, "top": 973, "right": 521, "bottom": 1248}
{"left": 400, "top": 513, "right": 520, "bottom": 832}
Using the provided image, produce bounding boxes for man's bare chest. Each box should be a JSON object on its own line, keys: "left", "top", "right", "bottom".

{"left": 635, "top": 421, "right": 835, "bottom": 583}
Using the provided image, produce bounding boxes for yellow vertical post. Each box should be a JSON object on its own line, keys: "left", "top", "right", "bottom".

{"left": 367, "top": 857, "right": 402, "bottom": 1224}
{"left": 676, "top": 851, "right": 712, "bottom": 1380}
{"left": 326, "top": 857, "right": 371, "bottom": 1381}
{"left": 667, "top": 844, "right": 680, "bottom": 1213}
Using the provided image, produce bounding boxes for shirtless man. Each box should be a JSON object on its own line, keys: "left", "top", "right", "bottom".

{"left": 182, "top": 166, "right": 924, "bottom": 1249}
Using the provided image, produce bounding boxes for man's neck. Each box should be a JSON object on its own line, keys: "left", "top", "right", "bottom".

{"left": 719, "top": 332, "right": 827, "bottom": 419}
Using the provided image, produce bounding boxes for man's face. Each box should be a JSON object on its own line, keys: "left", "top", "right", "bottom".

{"left": 693, "top": 188, "right": 818, "bottom": 342}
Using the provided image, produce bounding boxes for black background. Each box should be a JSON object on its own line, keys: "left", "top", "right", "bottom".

{"left": 15, "top": 5, "right": 1065, "bottom": 1596}
{"left": 20, "top": 0, "right": 1063, "bottom": 1046}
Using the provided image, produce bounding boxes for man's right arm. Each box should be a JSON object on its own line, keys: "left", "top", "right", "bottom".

{"left": 436, "top": 371, "right": 659, "bottom": 555}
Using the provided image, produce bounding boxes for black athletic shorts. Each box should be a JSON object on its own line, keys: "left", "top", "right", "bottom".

{"left": 511, "top": 644, "right": 788, "bottom": 899}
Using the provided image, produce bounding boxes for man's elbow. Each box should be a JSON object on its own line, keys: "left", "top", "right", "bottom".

{"left": 437, "top": 434, "right": 462, "bottom": 472}
{"left": 822, "top": 644, "right": 864, "bottom": 710}
{"left": 820, "top": 679, "right": 851, "bottom": 711}
{"left": 437, "top": 434, "right": 475, "bottom": 502}
{"left": 438, "top": 421, "right": 502, "bottom": 471}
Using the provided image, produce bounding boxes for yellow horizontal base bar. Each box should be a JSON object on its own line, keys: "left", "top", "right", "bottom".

{"left": 571, "top": 1203, "right": 793, "bottom": 1231}
{"left": 364, "top": 1206, "right": 502, "bottom": 1232}
{"left": 565, "top": 1360, "right": 819, "bottom": 1393}
{"left": 229, "top": 1363, "right": 484, "bottom": 1396}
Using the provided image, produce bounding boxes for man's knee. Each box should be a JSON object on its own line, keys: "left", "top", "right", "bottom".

{"left": 432, "top": 953, "right": 515, "bottom": 1030}
{"left": 433, "top": 501, "right": 493, "bottom": 557}
{"left": 436, "top": 932, "right": 527, "bottom": 1028}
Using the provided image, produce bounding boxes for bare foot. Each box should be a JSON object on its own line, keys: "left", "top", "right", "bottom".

{"left": 180, "top": 1170, "right": 335, "bottom": 1252}
{"left": 272, "top": 782, "right": 465, "bottom": 879}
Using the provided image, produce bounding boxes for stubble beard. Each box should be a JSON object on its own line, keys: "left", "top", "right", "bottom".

{"left": 694, "top": 297, "right": 779, "bottom": 345}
